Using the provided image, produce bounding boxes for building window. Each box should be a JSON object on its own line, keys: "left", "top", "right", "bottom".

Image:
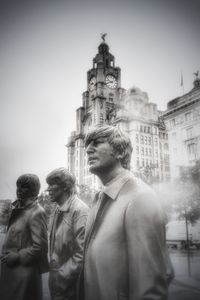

{"left": 145, "top": 148, "right": 148, "bottom": 156}
{"left": 148, "top": 137, "right": 152, "bottom": 145}
{"left": 187, "top": 143, "right": 196, "bottom": 156}
{"left": 136, "top": 134, "right": 139, "bottom": 143}
{"left": 172, "top": 132, "right": 176, "bottom": 139}
{"left": 185, "top": 112, "right": 192, "bottom": 122}
{"left": 100, "top": 113, "right": 104, "bottom": 124}
{"left": 144, "top": 136, "right": 147, "bottom": 145}
{"left": 149, "top": 148, "right": 152, "bottom": 156}
{"left": 109, "top": 93, "right": 114, "bottom": 102}
{"left": 137, "top": 157, "right": 140, "bottom": 168}
{"left": 186, "top": 127, "right": 193, "bottom": 139}
{"left": 141, "top": 135, "right": 144, "bottom": 144}
{"left": 170, "top": 119, "right": 175, "bottom": 128}
{"left": 164, "top": 154, "right": 170, "bottom": 164}
{"left": 164, "top": 143, "right": 169, "bottom": 151}
{"left": 141, "top": 147, "right": 144, "bottom": 156}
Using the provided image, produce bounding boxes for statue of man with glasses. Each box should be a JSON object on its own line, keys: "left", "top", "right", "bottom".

{"left": 46, "top": 168, "right": 88, "bottom": 300}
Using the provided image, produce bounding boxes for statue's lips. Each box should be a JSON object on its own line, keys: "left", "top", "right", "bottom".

{"left": 88, "top": 157, "right": 98, "bottom": 165}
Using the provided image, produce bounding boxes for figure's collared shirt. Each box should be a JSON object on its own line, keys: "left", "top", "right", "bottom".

{"left": 102, "top": 169, "right": 131, "bottom": 201}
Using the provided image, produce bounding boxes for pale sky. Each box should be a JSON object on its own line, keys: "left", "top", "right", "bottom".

{"left": 0, "top": 0, "right": 200, "bottom": 199}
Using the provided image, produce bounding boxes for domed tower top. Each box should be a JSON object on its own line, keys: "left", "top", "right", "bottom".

{"left": 92, "top": 33, "right": 115, "bottom": 68}
{"left": 98, "top": 42, "right": 109, "bottom": 54}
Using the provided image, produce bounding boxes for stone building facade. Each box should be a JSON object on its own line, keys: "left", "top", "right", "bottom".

{"left": 66, "top": 40, "right": 170, "bottom": 189}
{"left": 162, "top": 75, "right": 200, "bottom": 179}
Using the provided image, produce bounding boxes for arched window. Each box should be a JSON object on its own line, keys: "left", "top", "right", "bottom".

{"left": 164, "top": 143, "right": 169, "bottom": 151}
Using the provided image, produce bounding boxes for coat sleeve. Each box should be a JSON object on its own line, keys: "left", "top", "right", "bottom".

{"left": 58, "top": 207, "right": 88, "bottom": 288}
{"left": 124, "top": 191, "right": 168, "bottom": 300}
{"left": 18, "top": 207, "right": 48, "bottom": 265}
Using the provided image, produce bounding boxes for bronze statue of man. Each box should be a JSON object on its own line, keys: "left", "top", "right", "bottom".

{"left": 0, "top": 174, "right": 49, "bottom": 300}
{"left": 78, "top": 125, "right": 173, "bottom": 300}
{"left": 47, "top": 168, "right": 88, "bottom": 300}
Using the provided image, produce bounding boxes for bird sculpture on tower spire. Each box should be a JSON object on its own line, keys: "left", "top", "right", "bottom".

{"left": 101, "top": 33, "right": 107, "bottom": 42}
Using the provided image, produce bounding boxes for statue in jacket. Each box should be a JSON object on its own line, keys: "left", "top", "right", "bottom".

{"left": 46, "top": 168, "right": 88, "bottom": 300}
{"left": 0, "top": 174, "right": 49, "bottom": 300}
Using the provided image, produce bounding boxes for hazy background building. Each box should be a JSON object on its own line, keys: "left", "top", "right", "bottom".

{"left": 162, "top": 74, "right": 200, "bottom": 179}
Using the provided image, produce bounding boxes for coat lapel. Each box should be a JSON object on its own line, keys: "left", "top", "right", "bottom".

{"left": 84, "top": 193, "right": 111, "bottom": 251}
{"left": 49, "top": 206, "right": 59, "bottom": 256}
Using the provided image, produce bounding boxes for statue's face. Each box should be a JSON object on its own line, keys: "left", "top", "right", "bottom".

{"left": 47, "top": 184, "right": 64, "bottom": 203}
{"left": 16, "top": 183, "right": 33, "bottom": 200}
{"left": 86, "top": 138, "right": 117, "bottom": 175}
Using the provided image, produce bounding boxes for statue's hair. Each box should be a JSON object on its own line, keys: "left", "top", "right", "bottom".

{"left": 85, "top": 125, "right": 133, "bottom": 170}
{"left": 46, "top": 168, "right": 76, "bottom": 195}
{"left": 16, "top": 174, "right": 41, "bottom": 197}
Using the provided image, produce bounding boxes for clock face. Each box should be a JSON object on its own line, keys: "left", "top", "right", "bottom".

{"left": 89, "top": 77, "right": 96, "bottom": 91}
{"left": 106, "top": 75, "right": 117, "bottom": 89}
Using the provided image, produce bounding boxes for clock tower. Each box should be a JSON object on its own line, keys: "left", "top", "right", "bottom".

{"left": 67, "top": 35, "right": 125, "bottom": 187}
{"left": 83, "top": 35, "right": 125, "bottom": 128}
{"left": 67, "top": 36, "right": 171, "bottom": 188}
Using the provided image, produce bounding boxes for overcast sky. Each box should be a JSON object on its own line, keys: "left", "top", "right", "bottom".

{"left": 0, "top": 0, "right": 200, "bottom": 199}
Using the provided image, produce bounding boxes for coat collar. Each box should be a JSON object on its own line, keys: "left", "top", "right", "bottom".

{"left": 102, "top": 169, "right": 131, "bottom": 201}
{"left": 56, "top": 194, "right": 75, "bottom": 212}
{"left": 12, "top": 197, "right": 38, "bottom": 209}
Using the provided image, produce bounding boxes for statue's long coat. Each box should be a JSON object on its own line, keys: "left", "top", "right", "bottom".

{"left": 79, "top": 172, "right": 174, "bottom": 300}
{"left": 0, "top": 199, "right": 49, "bottom": 300}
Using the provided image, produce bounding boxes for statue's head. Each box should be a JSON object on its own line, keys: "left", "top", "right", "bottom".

{"left": 16, "top": 174, "right": 41, "bottom": 200}
{"left": 46, "top": 168, "right": 76, "bottom": 203}
{"left": 85, "top": 125, "right": 133, "bottom": 171}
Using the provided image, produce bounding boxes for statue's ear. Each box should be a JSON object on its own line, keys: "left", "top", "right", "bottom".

{"left": 115, "top": 153, "right": 123, "bottom": 162}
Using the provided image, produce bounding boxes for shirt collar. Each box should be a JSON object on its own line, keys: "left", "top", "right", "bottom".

{"left": 102, "top": 169, "right": 131, "bottom": 201}
{"left": 57, "top": 194, "right": 74, "bottom": 212}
